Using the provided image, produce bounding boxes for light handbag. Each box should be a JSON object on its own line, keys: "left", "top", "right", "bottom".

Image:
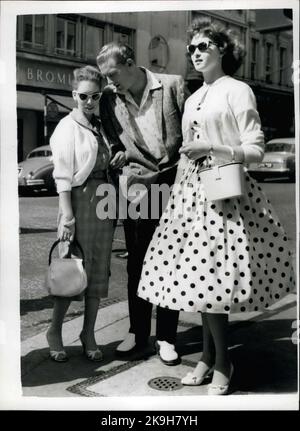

{"left": 45, "top": 239, "right": 87, "bottom": 297}
{"left": 199, "top": 146, "right": 245, "bottom": 202}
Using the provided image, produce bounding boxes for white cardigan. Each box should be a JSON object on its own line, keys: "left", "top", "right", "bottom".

{"left": 182, "top": 75, "right": 265, "bottom": 163}
{"left": 50, "top": 109, "right": 111, "bottom": 193}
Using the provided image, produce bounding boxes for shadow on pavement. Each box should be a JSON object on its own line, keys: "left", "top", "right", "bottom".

{"left": 175, "top": 318, "right": 297, "bottom": 394}
{"left": 21, "top": 339, "right": 151, "bottom": 387}
{"left": 21, "top": 319, "right": 297, "bottom": 394}
{"left": 20, "top": 296, "right": 54, "bottom": 315}
{"left": 20, "top": 227, "right": 57, "bottom": 234}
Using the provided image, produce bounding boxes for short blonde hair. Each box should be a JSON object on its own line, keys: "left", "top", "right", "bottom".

{"left": 72, "top": 65, "right": 102, "bottom": 90}
{"left": 96, "top": 42, "right": 135, "bottom": 69}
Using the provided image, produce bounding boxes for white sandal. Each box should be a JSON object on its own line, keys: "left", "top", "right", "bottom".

{"left": 49, "top": 350, "right": 68, "bottom": 362}
{"left": 208, "top": 364, "right": 234, "bottom": 395}
{"left": 181, "top": 364, "right": 214, "bottom": 386}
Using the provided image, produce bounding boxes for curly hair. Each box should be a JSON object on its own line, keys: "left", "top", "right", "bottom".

{"left": 96, "top": 42, "right": 135, "bottom": 69}
{"left": 72, "top": 65, "right": 102, "bottom": 90}
{"left": 187, "top": 17, "right": 246, "bottom": 76}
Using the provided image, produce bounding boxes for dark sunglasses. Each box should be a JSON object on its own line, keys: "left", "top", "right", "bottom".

{"left": 76, "top": 92, "right": 101, "bottom": 101}
{"left": 187, "top": 41, "right": 216, "bottom": 55}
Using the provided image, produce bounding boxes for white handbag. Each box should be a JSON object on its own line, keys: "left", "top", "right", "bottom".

{"left": 199, "top": 147, "right": 245, "bottom": 202}
{"left": 45, "top": 239, "right": 87, "bottom": 297}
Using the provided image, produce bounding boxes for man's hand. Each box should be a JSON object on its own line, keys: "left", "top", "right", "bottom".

{"left": 110, "top": 151, "right": 127, "bottom": 169}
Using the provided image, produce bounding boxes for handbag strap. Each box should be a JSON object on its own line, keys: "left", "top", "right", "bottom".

{"left": 48, "top": 239, "right": 85, "bottom": 266}
{"left": 206, "top": 145, "right": 235, "bottom": 168}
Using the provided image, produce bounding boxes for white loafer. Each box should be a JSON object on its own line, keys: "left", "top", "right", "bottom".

{"left": 155, "top": 340, "right": 180, "bottom": 366}
{"left": 115, "top": 333, "right": 150, "bottom": 358}
{"left": 116, "top": 333, "right": 136, "bottom": 353}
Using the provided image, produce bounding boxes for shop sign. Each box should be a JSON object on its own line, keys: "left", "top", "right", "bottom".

{"left": 17, "top": 58, "right": 74, "bottom": 91}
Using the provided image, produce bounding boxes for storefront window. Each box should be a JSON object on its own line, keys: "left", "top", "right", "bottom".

{"left": 86, "top": 24, "right": 104, "bottom": 60}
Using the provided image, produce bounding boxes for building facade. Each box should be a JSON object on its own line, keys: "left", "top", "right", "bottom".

{"left": 16, "top": 9, "right": 294, "bottom": 161}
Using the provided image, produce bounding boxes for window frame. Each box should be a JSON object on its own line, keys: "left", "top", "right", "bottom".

{"left": 265, "top": 42, "right": 273, "bottom": 84}
{"left": 17, "top": 14, "right": 136, "bottom": 62}
{"left": 17, "top": 15, "right": 47, "bottom": 51}
{"left": 55, "top": 15, "right": 78, "bottom": 57}
{"left": 250, "top": 38, "right": 258, "bottom": 80}
{"left": 84, "top": 19, "right": 105, "bottom": 62}
{"left": 279, "top": 46, "right": 287, "bottom": 86}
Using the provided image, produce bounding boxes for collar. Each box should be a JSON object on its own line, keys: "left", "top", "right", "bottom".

{"left": 70, "top": 108, "right": 101, "bottom": 132}
{"left": 116, "top": 67, "right": 162, "bottom": 97}
{"left": 143, "top": 67, "right": 162, "bottom": 92}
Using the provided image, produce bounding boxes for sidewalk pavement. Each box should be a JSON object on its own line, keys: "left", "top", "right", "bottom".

{"left": 21, "top": 292, "right": 298, "bottom": 403}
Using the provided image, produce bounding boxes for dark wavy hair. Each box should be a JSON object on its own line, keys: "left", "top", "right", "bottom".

{"left": 72, "top": 65, "right": 102, "bottom": 90}
{"left": 187, "top": 18, "right": 246, "bottom": 76}
{"left": 96, "top": 42, "right": 135, "bottom": 68}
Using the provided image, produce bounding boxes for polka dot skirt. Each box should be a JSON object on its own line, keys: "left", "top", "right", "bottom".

{"left": 137, "top": 160, "right": 295, "bottom": 314}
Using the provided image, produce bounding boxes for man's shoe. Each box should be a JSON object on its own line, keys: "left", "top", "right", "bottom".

{"left": 116, "top": 333, "right": 136, "bottom": 354}
{"left": 155, "top": 340, "right": 181, "bottom": 366}
{"left": 115, "top": 333, "right": 149, "bottom": 358}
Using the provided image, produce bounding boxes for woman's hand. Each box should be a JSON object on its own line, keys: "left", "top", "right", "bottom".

{"left": 58, "top": 217, "right": 75, "bottom": 242}
{"left": 110, "top": 151, "right": 127, "bottom": 169}
{"left": 179, "top": 140, "right": 211, "bottom": 160}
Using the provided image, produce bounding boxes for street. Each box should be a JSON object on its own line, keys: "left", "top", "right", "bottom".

{"left": 19, "top": 180, "right": 297, "bottom": 341}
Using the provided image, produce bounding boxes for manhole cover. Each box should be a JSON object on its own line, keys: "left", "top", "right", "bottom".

{"left": 148, "top": 376, "right": 183, "bottom": 391}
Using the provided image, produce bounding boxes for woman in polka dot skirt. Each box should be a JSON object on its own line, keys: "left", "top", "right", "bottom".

{"left": 137, "top": 18, "right": 295, "bottom": 395}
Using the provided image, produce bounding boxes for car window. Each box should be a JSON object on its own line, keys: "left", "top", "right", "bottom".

{"left": 28, "top": 150, "right": 52, "bottom": 158}
{"left": 265, "top": 143, "right": 295, "bottom": 153}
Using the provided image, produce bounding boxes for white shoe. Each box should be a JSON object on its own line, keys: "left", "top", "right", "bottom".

{"left": 181, "top": 364, "right": 214, "bottom": 386}
{"left": 208, "top": 364, "right": 234, "bottom": 395}
{"left": 116, "top": 333, "right": 136, "bottom": 353}
{"left": 156, "top": 340, "right": 180, "bottom": 365}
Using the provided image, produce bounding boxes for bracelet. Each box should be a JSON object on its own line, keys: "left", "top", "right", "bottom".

{"left": 63, "top": 217, "right": 75, "bottom": 227}
{"left": 227, "top": 146, "right": 235, "bottom": 162}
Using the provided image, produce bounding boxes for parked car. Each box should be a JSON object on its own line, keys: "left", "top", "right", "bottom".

{"left": 18, "top": 145, "right": 56, "bottom": 192}
{"left": 247, "top": 137, "right": 295, "bottom": 181}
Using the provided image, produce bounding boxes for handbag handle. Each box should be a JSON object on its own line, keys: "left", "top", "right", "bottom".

{"left": 48, "top": 239, "right": 86, "bottom": 266}
{"left": 207, "top": 145, "right": 235, "bottom": 168}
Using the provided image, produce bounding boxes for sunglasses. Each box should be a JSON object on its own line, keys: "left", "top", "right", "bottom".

{"left": 76, "top": 92, "right": 101, "bottom": 101}
{"left": 187, "top": 41, "right": 216, "bottom": 55}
